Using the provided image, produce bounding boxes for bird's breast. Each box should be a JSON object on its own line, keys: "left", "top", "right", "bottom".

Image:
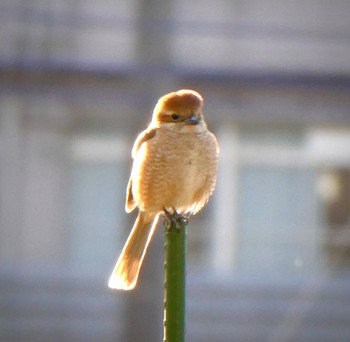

{"left": 132, "top": 128, "right": 218, "bottom": 214}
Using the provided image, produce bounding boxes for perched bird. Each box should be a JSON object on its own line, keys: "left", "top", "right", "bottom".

{"left": 108, "top": 89, "right": 219, "bottom": 290}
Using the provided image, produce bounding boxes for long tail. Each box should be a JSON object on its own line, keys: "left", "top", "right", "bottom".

{"left": 108, "top": 211, "right": 159, "bottom": 290}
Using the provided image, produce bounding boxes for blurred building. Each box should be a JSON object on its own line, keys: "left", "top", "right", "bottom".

{"left": 1, "top": 1, "right": 350, "bottom": 341}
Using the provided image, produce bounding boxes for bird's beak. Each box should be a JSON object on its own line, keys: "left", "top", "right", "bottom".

{"left": 185, "top": 114, "right": 200, "bottom": 125}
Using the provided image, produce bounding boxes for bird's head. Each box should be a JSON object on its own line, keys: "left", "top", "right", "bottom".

{"left": 151, "top": 89, "right": 207, "bottom": 132}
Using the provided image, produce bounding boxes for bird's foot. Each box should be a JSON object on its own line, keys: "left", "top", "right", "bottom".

{"left": 163, "top": 208, "right": 189, "bottom": 230}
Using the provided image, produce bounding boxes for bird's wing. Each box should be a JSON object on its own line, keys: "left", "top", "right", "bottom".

{"left": 125, "top": 128, "right": 157, "bottom": 212}
{"left": 125, "top": 177, "right": 136, "bottom": 213}
{"left": 131, "top": 128, "right": 157, "bottom": 158}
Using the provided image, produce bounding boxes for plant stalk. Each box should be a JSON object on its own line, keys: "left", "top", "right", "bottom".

{"left": 163, "top": 218, "right": 187, "bottom": 342}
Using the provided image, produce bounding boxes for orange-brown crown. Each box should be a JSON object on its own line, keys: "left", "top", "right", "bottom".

{"left": 153, "top": 89, "right": 203, "bottom": 122}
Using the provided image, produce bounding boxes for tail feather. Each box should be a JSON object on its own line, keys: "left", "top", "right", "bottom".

{"left": 108, "top": 211, "right": 159, "bottom": 290}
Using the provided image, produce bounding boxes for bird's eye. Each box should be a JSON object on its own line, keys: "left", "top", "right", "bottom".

{"left": 171, "top": 114, "right": 180, "bottom": 121}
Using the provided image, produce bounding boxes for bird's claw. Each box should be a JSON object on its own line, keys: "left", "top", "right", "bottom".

{"left": 163, "top": 208, "right": 189, "bottom": 229}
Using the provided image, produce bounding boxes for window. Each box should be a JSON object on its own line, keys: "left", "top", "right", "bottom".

{"left": 211, "top": 125, "right": 326, "bottom": 278}
{"left": 237, "top": 165, "right": 320, "bottom": 275}
{"left": 69, "top": 135, "right": 128, "bottom": 275}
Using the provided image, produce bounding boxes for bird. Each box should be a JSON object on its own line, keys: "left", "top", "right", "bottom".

{"left": 108, "top": 89, "right": 219, "bottom": 290}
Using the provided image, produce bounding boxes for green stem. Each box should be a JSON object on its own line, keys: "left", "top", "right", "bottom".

{"left": 163, "top": 218, "right": 187, "bottom": 342}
